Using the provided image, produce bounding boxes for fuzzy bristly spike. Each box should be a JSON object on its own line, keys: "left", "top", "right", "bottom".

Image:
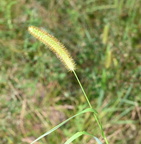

{"left": 28, "top": 26, "right": 75, "bottom": 71}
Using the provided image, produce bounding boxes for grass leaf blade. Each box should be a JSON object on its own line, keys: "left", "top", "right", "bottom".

{"left": 31, "top": 108, "right": 97, "bottom": 144}
{"left": 64, "top": 131, "right": 102, "bottom": 144}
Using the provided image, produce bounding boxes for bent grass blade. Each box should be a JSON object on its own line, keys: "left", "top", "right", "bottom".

{"left": 64, "top": 131, "right": 102, "bottom": 144}
{"left": 31, "top": 108, "right": 97, "bottom": 144}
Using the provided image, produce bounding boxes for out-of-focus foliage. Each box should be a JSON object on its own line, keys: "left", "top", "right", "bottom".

{"left": 0, "top": 0, "right": 141, "bottom": 143}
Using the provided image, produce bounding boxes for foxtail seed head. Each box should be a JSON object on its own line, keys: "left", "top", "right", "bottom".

{"left": 28, "top": 26, "right": 75, "bottom": 71}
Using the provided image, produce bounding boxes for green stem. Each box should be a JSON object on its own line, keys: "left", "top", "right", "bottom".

{"left": 73, "top": 70, "right": 92, "bottom": 108}
{"left": 73, "top": 70, "right": 109, "bottom": 144}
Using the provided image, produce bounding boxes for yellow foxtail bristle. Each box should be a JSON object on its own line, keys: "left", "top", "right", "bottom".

{"left": 28, "top": 26, "right": 75, "bottom": 71}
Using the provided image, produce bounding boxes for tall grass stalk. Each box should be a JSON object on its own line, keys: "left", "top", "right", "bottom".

{"left": 28, "top": 26, "right": 109, "bottom": 144}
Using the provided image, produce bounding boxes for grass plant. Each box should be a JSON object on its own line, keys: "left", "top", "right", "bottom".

{"left": 28, "top": 26, "right": 108, "bottom": 143}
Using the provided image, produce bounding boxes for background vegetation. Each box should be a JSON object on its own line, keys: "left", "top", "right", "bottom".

{"left": 0, "top": 0, "right": 141, "bottom": 143}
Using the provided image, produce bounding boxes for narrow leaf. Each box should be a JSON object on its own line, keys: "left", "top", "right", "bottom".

{"left": 31, "top": 108, "right": 97, "bottom": 144}
{"left": 64, "top": 131, "right": 102, "bottom": 144}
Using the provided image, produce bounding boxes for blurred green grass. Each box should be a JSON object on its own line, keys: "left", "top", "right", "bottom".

{"left": 0, "top": 0, "right": 141, "bottom": 143}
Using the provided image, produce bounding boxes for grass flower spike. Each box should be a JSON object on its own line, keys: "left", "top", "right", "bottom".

{"left": 28, "top": 26, "right": 75, "bottom": 71}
